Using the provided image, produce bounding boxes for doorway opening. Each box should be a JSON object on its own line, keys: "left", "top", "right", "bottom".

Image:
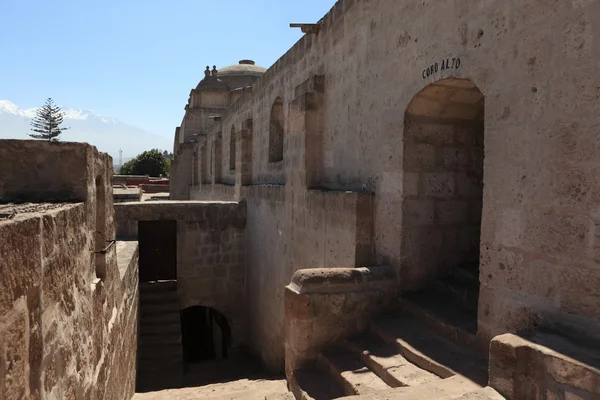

{"left": 401, "top": 78, "right": 484, "bottom": 322}
{"left": 180, "top": 306, "right": 231, "bottom": 364}
{"left": 138, "top": 220, "right": 177, "bottom": 282}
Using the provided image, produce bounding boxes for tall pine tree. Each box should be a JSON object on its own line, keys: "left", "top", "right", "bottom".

{"left": 28, "top": 98, "right": 70, "bottom": 141}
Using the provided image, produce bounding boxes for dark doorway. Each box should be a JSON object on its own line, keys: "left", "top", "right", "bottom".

{"left": 180, "top": 306, "right": 231, "bottom": 364}
{"left": 400, "top": 78, "right": 484, "bottom": 327}
{"left": 138, "top": 220, "right": 177, "bottom": 282}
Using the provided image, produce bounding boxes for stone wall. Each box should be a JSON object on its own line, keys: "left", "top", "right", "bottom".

{"left": 114, "top": 201, "right": 247, "bottom": 344}
{"left": 0, "top": 140, "right": 92, "bottom": 202}
{"left": 170, "top": 143, "right": 194, "bottom": 200}
{"left": 193, "top": 183, "right": 374, "bottom": 369}
{"left": 175, "top": 0, "right": 600, "bottom": 369}
{"left": 0, "top": 140, "right": 138, "bottom": 400}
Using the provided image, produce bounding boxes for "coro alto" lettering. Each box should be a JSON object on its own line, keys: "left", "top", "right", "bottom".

{"left": 422, "top": 57, "right": 462, "bottom": 79}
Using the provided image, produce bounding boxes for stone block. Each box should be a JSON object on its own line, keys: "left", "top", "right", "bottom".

{"left": 442, "top": 147, "right": 469, "bottom": 170}
{"left": 0, "top": 140, "right": 95, "bottom": 202}
{"left": 456, "top": 171, "right": 483, "bottom": 197}
{"left": 410, "top": 123, "right": 455, "bottom": 146}
{"left": 421, "top": 172, "right": 456, "bottom": 198}
{"left": 435, "top": 199, "right": 468, "bottom": 225}
{"left": 524, "top": 209, "right": 590, "bottom": 259}
{"left": 404, "top": 143, "right": 436, "bottom": 172}
{"left": 557, "top": 265, "right": 600, "bottom": 319}
{"left": 1, "top": 307, "right": 29, "bottom": 400}
{"left": 403, "top": 172, "right": 420, "bottom": 197}
{"left": 0, "top": 217, "right": 42, "bottom": 316}
{"left": 403, "top": 198, "right": 435, "bottom": 226}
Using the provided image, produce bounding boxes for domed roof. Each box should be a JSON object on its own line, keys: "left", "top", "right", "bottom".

{"left": 218, "top": 60, "right": 267, "bottom": 77}
{"left": 196, "top": 66, "right": 228, "bottom": 91}
{"left": 217, "top": 60, "right": 267, "bottom": 90}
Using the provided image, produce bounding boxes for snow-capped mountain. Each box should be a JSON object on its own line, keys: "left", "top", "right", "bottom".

{"left": 0, "top": 100, "right": 173, "bottom": 161}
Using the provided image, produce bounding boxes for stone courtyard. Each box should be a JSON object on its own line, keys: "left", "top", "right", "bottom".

{"left": 2, "top": 0, "right": 600, "bottom": 399}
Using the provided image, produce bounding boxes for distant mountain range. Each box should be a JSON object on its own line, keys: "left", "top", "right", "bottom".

{"left": 0, "top": 100, "right": 173, "bottom": 163}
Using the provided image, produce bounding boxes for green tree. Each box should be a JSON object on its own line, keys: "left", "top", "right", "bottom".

{"left": 28, "top": 98, "right": 70, "bottom": 141}
{"left": 119, "top": 149, "right": 170, "bottom": 177}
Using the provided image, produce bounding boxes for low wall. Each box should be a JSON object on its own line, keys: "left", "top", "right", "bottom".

{"left": 140, "top": 184, "right": 169, "bottom": 193}
{"left": 284, "top": 266, "right": 396, "bottom": 380}
{"left": 489, "top": 332, "right": 600, "bottom": 400}
{"left": 114, "top": 200, "right": 247, "bottom": 345}
{"left": 192, "top": 183, "right": 237, "bottom": 202}
{"left": 0, "top": 140, "right": 96, "bottom": 202}
{"left": 113, "top": 187, "right": 142, "bottom": 203}
{"left": 0, "top": 203, "right": 139, "bottom": 400}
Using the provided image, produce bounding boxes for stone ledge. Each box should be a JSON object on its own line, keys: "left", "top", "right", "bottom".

{"left": 489, "top": 332, "right": 600, "bottom": 399}
{"left": 116, "top": 240, "right": 139, "bottom": 282}
{"left": 289, "top": 266, "right": 395, "bottom": 294}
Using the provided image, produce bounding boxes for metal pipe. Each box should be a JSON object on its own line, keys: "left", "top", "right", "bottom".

{"left": 94, "top": 240, "right": 116, "bottom": 254}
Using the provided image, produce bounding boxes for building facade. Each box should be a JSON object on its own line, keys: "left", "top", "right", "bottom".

{"left": 171, "top": 0, "right": 600, "bottom": 378}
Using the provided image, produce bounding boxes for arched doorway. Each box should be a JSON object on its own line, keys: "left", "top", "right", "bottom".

{"left": 401, "top": 78, "right": 484, "bottom": 316}
{"left": 269, "top": 97, "right": 284, "bottom": 163}
{"left": 180, "top": 306, "right": 231, "bottom": 364}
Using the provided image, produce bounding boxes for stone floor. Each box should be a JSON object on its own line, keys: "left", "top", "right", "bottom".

{"left": 131, "top": 378, "right": 293, "bottom": 400}
{"left": 134, "top": 349, "right": 293, "bottom": 399}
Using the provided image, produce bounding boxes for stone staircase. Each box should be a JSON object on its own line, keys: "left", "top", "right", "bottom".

{"left": 136, "top": 281, "right": 184, "bottom": 392}
{"left": 290, "top": 276, "right": 504, "bottom": 400}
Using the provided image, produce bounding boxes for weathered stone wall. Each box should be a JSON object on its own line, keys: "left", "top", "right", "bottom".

{"left": 175, "top": 0, "right": 600, "bottom": 369}
{"left": 0, "top": 140, "right": 138, "bottom": 400}
{"left": 401, "top": 116, "right": 484, "bottom": 290}
{"left": 489, "top": 333, "right": 600, "bottom": 399}
{"left": 0, "top": 140, "right": 91, "bottom": 202}
{"left": 114, "top": 201, "right": 247, "bottom": 344}
{"left": 170, "top": 143, "right": 194, "bottom": 200}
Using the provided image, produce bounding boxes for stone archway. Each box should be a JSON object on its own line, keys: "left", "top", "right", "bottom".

{"left": 180, "top": 306, "right": 232, "bottom": 364}
{"left": 401, "top": 78, "right": 485, "bottom": 315}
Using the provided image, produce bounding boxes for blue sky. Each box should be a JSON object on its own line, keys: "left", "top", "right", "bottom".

{"left": 0, "top": 0, "right": 337, "bottom": 137}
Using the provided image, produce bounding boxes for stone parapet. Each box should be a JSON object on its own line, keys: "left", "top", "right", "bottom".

{"left": 489, "top": 332, "right": 600, "bottom": 400}
{"left": 284, "top": 265, "right": 396, "bottom": 380}
{"left": 0, "top": 140, "right": 138, "bottom": 400}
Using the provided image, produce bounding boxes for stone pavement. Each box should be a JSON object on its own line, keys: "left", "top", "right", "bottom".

{"left": 132, "top": 378, "right": 293, "bottom": 400}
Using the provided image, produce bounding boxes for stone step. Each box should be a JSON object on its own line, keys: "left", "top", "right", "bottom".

{"left": 371, "top": 312, "right": 487, "bottom": 385}
{"left": 139, "top": 322, "right": 181, "bottom": 336}
{"left": 140, "top": 302, "right": 180, "bottom": 317}
{"left": 135, "top": 368, "right": 183, "bottom": 393}
{"left": 452, "top": 386, "right": 506, "bottom": 400}
{"left": 139, "top": 332, "right": 181, "bottom": 347}
{"left": 137, "top": 356, "right": 182, "bottom": 371}
{"left": 137, "top": 343, "right": 183, "bottom": 360}
{"left": 343, "top": 332, "right": 440, "bottom": 388}
{"left": 433, "top": 277, "right": 479, "bottom": 315}
{"left": 317, "top": 345, "right": 390, "bottom": 396}
{"left": 139, "top": 280, "right": 177, "bottom": 294}
{"left": 140, "top": 311, "right": 181, "bottom": 326}
{"left": 397, "top": 286, "right": 479, "bottom": 350}
{"left": 290, "top": 366, "right": 345, "bottom": 400}
{"left": 341, "top": 376, "right": 499, "bottom": 400}
{"left": 139, "top": 290, "right": 179, "bottom": 305}
{"left": 137, "top": 356, "right": 183, "bottom": 371}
